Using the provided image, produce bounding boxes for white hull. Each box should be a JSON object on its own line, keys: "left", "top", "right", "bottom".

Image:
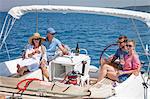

{"left": 89, "top": 67, "right": 147, "bottom": 99}
{"left": 0, "top": 56, "right": 149, "bottom": 99}
{"left": 110, "top": 74, "right": 145, "bottom": 99}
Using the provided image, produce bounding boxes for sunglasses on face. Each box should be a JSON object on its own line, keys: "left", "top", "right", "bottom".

{"left": 126, "top": 44, "right": 133, "bottom": 48}
{"left": 33, "top": 38, "right": 40, "bottom": 41}
{"left": 119, "top": 36, "right": 127, "bottom": 40}
{"left": 118, "top": 40, "right": 127, "bottom": 44}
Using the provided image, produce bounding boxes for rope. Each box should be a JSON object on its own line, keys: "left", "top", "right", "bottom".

{"left": 17, "top": 78, "right": 41, "bottom": 94}
{"left": 60, "top": 71, "right": 72, "bottom": 83}
{"left": 62, "top": 86, "right": 71, "bottom": 92}
{"left": 60, "top": 70, "right": 79, "bottom": 86}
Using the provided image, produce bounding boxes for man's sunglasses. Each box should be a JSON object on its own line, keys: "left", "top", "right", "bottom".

{"left": 118, "top": 40, "right": 127, "bottom": 44}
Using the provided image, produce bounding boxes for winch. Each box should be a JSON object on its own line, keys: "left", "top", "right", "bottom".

{"left": 61, "top": 70, "right": 79, "bottom": 85}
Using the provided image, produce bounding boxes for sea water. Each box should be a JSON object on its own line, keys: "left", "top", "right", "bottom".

{"left": 0, "top": 7, "right": 150, "bottom": 68}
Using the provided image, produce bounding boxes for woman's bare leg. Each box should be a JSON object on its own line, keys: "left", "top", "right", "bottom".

{"left": 99, "top": 58, "right": 107, "bottom": 66}
{"left": 40, "top": 65, "right": 50, "bottom": 81}
{"left": 18, "top": 66, "right": 28, "bottom": 76}
{"left": 98, "top": 64, "right": 118, "bottom": 82}
{"left": 17, "top": 64, "right": 21, "bottom": 73}
{"left": 107, "top": 71, "right": 118, "bottom": 81}
{"left": 98, "top": 64, "right": 108, "bottom": 82}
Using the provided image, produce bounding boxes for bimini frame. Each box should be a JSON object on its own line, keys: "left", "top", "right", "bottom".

{"left": 1, "top": 5, "right": 150, "bottom": 66}
{"left": 1, "top": 5, "right": 150, "bottom": 59}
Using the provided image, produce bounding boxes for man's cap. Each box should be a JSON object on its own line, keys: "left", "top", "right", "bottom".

{"left": 47, "top": 27, "right": 56, "bottom": 35}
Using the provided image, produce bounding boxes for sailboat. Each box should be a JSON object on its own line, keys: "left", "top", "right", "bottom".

{"left": 0, "top": 5, "right": 150, "bottom": 99}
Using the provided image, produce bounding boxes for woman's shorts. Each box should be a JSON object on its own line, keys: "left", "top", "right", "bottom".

{"left": 118, "top": 74, "right": 130, "bottom": 83}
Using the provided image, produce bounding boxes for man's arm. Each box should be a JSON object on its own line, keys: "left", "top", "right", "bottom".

{"left": 59, "top": 44, "right": 68, "bottom": 55}
{"left": 111, "top": 49, "right": 120, "bottom": 63}
{"left": 111, "top": 56, "right": 117, "bottom": 63}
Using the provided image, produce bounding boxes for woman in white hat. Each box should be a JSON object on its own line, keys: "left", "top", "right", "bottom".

{"left": 17, "top": 33, "right": 50, "bottom": 81}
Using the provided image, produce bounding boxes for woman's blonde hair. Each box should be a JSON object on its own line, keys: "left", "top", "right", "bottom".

{"left": 128, "top": 40, "right": 136, "bottom": 46}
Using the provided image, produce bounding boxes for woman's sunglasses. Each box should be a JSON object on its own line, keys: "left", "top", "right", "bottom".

{"left": 33, "top": 38, "right": 40, "bottom": 41}
{"left": 126, "top": 44, "right": 133, "bottom": 48}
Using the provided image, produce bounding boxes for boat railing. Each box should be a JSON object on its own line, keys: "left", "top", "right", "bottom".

{"left": 0, "top": 47, "right": 23, "bottom": 62}
{"left": 71, "top": 48, "right": 88, "bottom": 55}
{"left": 138, "top": 52, "right": 150, "bottom": 56}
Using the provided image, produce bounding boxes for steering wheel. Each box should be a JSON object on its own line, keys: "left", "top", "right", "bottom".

{"left": 99, "top": 43, "right": 118, "bottom": 65}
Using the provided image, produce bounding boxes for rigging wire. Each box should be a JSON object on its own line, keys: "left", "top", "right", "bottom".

{"left": 36, "top": 10, "right": 38, "bottom": 33}
{"left": 47, "top": 0, "right": 51, "bottom": 28}
{"left": 130, "top": 2, "right": 150, "bottom": 99}
{"left": 130, "top": 19, "right": 150, "bottom": 72}
{"left": 48, "top": 0, "right": 50, "bottom": 5}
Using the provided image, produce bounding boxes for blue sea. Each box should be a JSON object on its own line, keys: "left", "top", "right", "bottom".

{"left": 0, "top": 6, "right": 150, "bottom": 68}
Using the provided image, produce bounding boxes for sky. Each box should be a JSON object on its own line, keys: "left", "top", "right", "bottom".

{"left": 0, "top": 0, "right": 150, "bottom": 12}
